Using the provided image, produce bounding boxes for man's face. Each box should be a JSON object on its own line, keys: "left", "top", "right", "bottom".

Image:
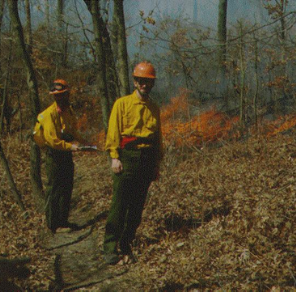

{"left": 134, "top": 77, "right": 155, "bottom": 97}
{"left": 54, "top": 92, "right": 69, "bottom": 106}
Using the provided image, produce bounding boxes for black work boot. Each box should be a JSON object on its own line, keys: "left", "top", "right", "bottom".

{"left": 59, "top": 221, "right": 80, "bottom": 231}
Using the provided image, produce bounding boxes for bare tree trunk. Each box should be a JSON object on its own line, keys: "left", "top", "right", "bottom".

{"left": 0, "top": 141, "right": 25, "bottom": 211}
{"left": 24, "top": 0, "right": 32, "bottom": 55}
{"left": 217, "top": 0, "right": 227, "bottom": 77}
{"left": 278, "top": 0, "right": 286, "bottom": 46}
{"left": 56, "top": 0, "right": 63, "bottom": 74}
{"left": 45, "top": 0, "right": 50, "bottom": 40}
{"left": 7, "top": 0, "right": 44, "bottom": 207}
{"left": 113, "top": 0, "right": 130, "bottom": 96}
{"left": 238, "top": 22, "right": 246, "bottom": 127}
{"left": 56, "top": 0, "right": 68, "bottom": 72}
{"left": 101, "top": 11, "right": 119, "bottom": 106}
{"left": 0, "top": 0, "right": 4, "bottom": 74}
{"left": 0, "top": 42, "right": 12, "bottom": 134}
{"left": 0, "top": 0, "right": 6, "bottom": 132}
{"left": 278, "top": 1, "right": 287, "bottom": 102}
{"left": 84, "top": 0, "right": 110, "bottom": 131}
{"left": 253, "top": 32, "right": 259, "bottom": 132}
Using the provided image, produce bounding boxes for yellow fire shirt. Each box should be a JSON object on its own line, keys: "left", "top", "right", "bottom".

{"left": 37, "top": 102, "right": 83, "bottom": 151}
{"left": 105, "top": 90, "right": 163, "bottom": 162}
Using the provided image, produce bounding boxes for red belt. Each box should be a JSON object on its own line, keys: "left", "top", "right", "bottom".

{"left": 120, "top": 136, "right": 138, "bottom": 149}
{"left": 120, "top": 136, "right": 154, "bottom": 149}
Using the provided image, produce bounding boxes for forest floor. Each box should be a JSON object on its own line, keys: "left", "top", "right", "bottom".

{"left": 1, "top": 128, "right": 296, "bottom": 291}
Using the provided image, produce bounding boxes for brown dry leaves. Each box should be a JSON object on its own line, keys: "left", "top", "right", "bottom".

{"left": 134, "top": 135, "right": 296, "bottom": 290}
{"left": 1, "top": 132, "right": 296, "bottom": 290}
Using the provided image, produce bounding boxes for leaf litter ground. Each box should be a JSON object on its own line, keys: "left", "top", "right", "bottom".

{"left": 1, "top": 132, "right": 296, "bottom": 291}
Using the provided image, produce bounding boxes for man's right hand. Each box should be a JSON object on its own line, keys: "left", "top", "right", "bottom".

{"left": 71, "top": 144, "right": 79, "bottom": 151}
{"left": 111, "top": 158, "right": 123, "bottom": 173}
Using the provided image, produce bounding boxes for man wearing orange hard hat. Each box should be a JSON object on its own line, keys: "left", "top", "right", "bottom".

{"left": 103, "top": 62, "right": 164, "bottom": 264}
{"left": 34, "top": 79, "right": 89, "bottom": 233}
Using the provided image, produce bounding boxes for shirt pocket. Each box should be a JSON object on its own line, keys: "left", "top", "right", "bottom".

{"left": 122, "top": 113, "right": 132, "bottom": 128}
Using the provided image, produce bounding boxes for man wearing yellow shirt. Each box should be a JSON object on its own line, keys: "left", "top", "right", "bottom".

{"left": 36, "top": 79, "right": 88, "bottom": 233}
{"left": 103, "top": 62, "right": 163, "bottom": 265}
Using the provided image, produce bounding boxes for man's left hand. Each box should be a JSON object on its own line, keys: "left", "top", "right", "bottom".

{"left": 112, "top": 158, "right": 123, "bottom": 173}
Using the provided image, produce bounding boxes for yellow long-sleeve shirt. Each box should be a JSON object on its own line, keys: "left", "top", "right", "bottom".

{"left": 37, "top": 102, "right": 84, "bottom": 151}
{"left": 105, "top": 90, "right": 163, "bottom": 163}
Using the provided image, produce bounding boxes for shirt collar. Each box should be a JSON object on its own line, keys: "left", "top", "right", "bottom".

{"left": 54, "top": 101, "right": 70, "bottom": 114}
{"left": 132, "top": 90, "right": 150, "bottom": 104}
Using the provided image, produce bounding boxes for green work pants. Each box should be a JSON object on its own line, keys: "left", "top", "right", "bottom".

{"left": 45, "top": 148, "right": 74, "bottom": 232}
{"left": 103, "top": 148, "right": 156, "bottom": 255}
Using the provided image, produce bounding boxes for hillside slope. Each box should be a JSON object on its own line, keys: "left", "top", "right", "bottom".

{"left": 0, "top": 132, "right": 296, "bottom": 291}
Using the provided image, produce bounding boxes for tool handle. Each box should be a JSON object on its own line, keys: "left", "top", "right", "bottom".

{"left": 78, "top": 145, "right": 98, "bottom": 151}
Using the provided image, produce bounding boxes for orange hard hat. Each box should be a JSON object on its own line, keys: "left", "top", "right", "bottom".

{"left": 49, "top": 79, "right": 69, "bottom": 95}
{"left": 133, "top": 62, "right": 156, "bottom": 79}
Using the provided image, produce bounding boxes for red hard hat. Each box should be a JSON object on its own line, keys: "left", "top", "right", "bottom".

{"left": 133, "top": 62, "right": 156, "bottom": 79}
{"left": 49, "top": 79, "right": 69, "bottom": 95}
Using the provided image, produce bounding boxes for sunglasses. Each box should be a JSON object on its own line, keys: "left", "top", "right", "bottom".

{"left": 50, "top": 83, "right": 68, "bottom": 92}
{"left": 134, "top": 78, "right": 155, "bottom": 85}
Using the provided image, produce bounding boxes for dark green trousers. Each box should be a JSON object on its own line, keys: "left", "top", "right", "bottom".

{"left": 103, "top": 148, "right": 156, "bottom": 254}
{"left": 45, "top": 148, "right": 74, "bottom": 232}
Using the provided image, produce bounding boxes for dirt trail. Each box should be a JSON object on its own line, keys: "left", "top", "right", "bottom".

{"left": 40, "top": 153, "right": 135, "bottom": 291}
{"left": 42, "top": 209, "right": 131, "bottom": 290}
